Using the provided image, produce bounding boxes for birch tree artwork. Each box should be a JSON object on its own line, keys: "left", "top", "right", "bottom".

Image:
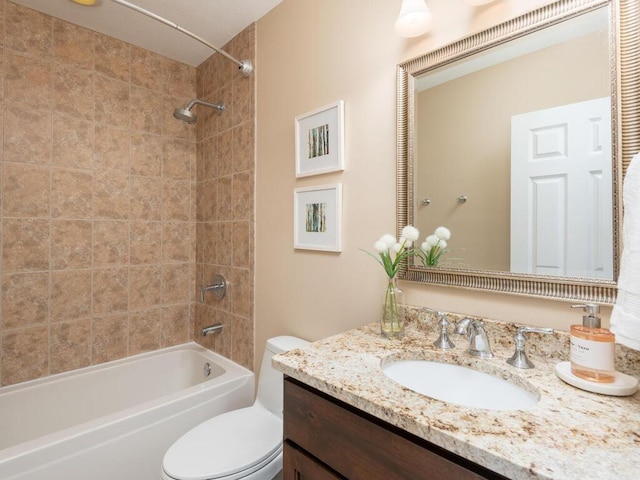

{"left": 305, "top": 202, "right": 327, "bottom": 233}
{"left": 307, "top": 124, "right": 330, "bottom": 158}
{"left": 295, "top": 101, "right": 343, "bottom": 177}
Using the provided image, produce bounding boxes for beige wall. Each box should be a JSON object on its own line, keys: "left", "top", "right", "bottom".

{"left": 255, "top": 0, "right": 613, "bottom": 363}
{"left": 0, "top": 1, "right": 197, "bottom": 386}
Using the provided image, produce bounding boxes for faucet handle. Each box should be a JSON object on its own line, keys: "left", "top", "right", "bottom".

{"left": 506, "top": 326, "right": 554, "bottom": 369}
{"left": 200, "top": 274, "right": 227, "bottom": 302}
{"left": 432, "top": 311, "right": 455, "bottom": 350}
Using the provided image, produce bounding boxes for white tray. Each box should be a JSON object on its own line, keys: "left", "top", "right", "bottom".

{"left": 555, "top": 361, "right": 638, "bottom": 396}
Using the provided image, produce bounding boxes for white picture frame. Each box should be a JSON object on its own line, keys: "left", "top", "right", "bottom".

{"left": 293, "top": 184, "right": 342, "bottom": 252}
{"left": 295, "top": 100, "right": 345, "bottom": 178}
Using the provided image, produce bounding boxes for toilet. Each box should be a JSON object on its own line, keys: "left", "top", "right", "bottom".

{"left": 160, "top": 336, "right": 309, "bottom": 480}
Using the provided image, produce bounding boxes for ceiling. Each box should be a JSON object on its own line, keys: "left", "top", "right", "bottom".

{"left": 11, "top": 0, "right": 284, "bottom": 66}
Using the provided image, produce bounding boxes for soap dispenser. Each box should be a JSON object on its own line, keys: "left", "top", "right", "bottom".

{"left": 570, "top": 304, "right": 615, "bottom": 383}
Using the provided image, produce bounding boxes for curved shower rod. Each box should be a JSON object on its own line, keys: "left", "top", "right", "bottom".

{"left": 110, "top": 0, "right": 253, "bottom": 77}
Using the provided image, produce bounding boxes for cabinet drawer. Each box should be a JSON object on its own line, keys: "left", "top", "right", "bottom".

{"left": 284, "top": 378, "right": 504, "bottom": 480}
{"left": 284, "top": 441, "right": 345, "bottom": 480}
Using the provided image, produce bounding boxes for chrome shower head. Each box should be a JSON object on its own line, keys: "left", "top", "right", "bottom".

{"left": 173, "top": 99, "right": 225, "bottom": 124}
{"left": 173, "top": 107, "right": 197, "bottom": 124}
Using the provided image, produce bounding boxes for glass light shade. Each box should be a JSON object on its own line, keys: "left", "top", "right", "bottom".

{"left": 395, "top": 0, "right": 432, "bottom": 38}
{"left": 71, "top": 0, "right": 99, "bottom": 5}
{"left": 464, "top": 0, "right": 496, "bottom": 5}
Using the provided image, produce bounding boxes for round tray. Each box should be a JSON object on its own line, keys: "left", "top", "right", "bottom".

{"left": 555, "top": 361, "right": 639, "bottom": 396}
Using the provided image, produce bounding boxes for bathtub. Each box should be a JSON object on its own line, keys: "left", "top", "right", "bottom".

{"left": 0, "top": 342, "right": 254, "bottom": 480}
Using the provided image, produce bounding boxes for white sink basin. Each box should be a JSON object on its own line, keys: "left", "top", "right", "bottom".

{"left": 382, "top": 360, "right": 539, "bottom": 411}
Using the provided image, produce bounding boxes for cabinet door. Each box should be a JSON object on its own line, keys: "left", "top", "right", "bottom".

{"left": 284, "top": 378, "right": 499, "bottom": 480}
{"left": 284, "top": 441, "right": 345, "bottom": 480}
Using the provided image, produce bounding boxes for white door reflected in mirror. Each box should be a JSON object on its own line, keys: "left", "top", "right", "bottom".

{"left": 510, "top": 97, "right": 613, "bottom": 278}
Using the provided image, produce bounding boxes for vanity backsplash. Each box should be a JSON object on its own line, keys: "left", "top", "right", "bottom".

{"left": 404, "top": 305, "right": 640, "bottom": 377}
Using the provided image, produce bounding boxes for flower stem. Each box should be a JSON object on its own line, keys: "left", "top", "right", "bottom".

{"left": 382, "top": 277, "right": 403, "bottom": 337}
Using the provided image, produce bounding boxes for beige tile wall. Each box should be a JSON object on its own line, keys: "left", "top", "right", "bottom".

{"left": 194, "top": 25, "right": 256, "bottom": 371}
{"left": 0, "top": 1, "right": 198, "bottom": 386}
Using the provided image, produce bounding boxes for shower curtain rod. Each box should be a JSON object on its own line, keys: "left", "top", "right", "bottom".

{"left": 110, "top": 0, "right": 253, "bottom": 77}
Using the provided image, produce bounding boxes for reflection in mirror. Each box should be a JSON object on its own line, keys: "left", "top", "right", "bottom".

{"left": 397, "top": 0, "right": 640, "bottom": 303}
{"left": 414, "top": 9, "right": 612, "bottom": 279}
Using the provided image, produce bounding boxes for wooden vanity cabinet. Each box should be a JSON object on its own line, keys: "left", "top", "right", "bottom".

{"left": 283, "top": 377, "right": 507, "bottom": 480}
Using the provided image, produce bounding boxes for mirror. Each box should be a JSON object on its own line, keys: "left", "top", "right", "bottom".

{"left": 397, "top": 0, "right": 640, "bottom": 303}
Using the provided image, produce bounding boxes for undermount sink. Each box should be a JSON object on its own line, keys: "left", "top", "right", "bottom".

{"left": 382, "top": 360, "right": 539, "bottom": 411}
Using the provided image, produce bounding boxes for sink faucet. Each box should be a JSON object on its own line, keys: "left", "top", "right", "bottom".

{"left": 455, "top": 318, "right": 494, "bottom": 358}
{"left": 423, "top": 307, "right": 455, "bottom": 349}
{"left": 434, "top": 311, "right": 456, "bottom": 350}
{"left": 506, "top": 326, "right": 554, "bottom": 369}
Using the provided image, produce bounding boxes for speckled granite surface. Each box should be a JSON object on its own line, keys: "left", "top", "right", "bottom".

{"left": 273, "top": 309, "right": 640, "bottom": 480}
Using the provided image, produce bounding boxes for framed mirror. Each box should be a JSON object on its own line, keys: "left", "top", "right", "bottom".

{"left": 397, "top": 0, "right": 640, "bottom": 303}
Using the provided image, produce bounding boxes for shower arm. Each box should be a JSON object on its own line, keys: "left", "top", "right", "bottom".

{"left": 109, "top": 0, "right": 253, "bottom": 77}
{"left": 185, "top": 99, "right": 224, "bottom": 113}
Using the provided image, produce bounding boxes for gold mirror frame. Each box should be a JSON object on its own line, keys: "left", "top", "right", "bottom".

{"left": 397, "top": 0, "right": 640, "bottom": 304}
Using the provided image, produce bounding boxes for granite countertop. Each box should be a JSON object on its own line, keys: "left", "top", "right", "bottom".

{"left": 273, "top": 310, "right": 640, "bottom": 480}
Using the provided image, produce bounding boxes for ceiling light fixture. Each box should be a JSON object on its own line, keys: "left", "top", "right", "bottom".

{"left": 464, "top": 0, "right": 497, "bottom": 6}
{"left": 71, "top": 0, "right": 101, "bottom": 5}
{"left": 395, "top": 0, "right": 432, "bottom": 38}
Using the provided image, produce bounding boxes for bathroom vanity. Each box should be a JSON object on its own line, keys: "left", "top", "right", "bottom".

{"left": 283, "top": 378, "right": 505, "bottom": 479}
{"left": 273, "top": 313, "right": 640, "bottom": 480}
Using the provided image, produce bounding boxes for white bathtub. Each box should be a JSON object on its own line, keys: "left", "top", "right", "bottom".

{"left": 0, "top": 342, "right": 254, "bottom": 480}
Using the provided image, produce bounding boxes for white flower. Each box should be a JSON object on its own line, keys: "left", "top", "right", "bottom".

{"left": 363, "top": 225, "right": 424, "bottom": 279}
{"left": 425, "top": 234, "right": 439, "bottom": 247}
{"left": 374, "top": 240, "right": 388, "bottom": 253}
{"left": 401, "top": 225, "right": 420, "bottom": 242}
{"left": 398, "top": 236, "right": 413, "bottom": 248}
{"left": 417, "top": 225, "right": 452, "bottom": 267}
{"left": 379, "top": 234, "right": 396, "bottom": 248}
{"left": 435, "top": 226, "right": 451, "bottom": 240}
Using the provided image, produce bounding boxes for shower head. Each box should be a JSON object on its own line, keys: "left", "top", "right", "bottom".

{"left": 173, "top": 99, "right": 225, "bottom": 124}
{"left": 173, "top": 107, "right": 197, "bottom": 124}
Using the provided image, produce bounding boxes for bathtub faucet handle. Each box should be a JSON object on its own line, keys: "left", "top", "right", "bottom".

{"left": 200, "top": 274, "right": 227, "bottom": 302}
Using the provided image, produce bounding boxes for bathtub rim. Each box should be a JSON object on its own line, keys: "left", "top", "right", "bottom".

{"left": 0, "top": 342, "right": 254, "bottom": 466}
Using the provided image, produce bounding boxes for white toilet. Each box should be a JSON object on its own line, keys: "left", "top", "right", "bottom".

{"left": 160, "top": 336, "right": 309, "bottom": 480}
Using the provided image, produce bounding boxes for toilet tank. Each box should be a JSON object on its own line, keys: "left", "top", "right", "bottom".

{"left": 257, "top": 336, "right": 309, "bottom": 416}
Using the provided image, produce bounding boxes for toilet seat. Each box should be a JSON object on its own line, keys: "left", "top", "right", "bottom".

{"left": 161, "top": 404, "right": 282, "bottom": 480}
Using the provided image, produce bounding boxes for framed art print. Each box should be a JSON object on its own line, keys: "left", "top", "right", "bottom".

{"left": 293, "top": 184, "right": 342, "bottom": 252}
{"left": 295, "top": 100, "right": 344, "bottom": 178}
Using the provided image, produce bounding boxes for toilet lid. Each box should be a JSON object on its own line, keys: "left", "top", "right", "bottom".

{"left": 162, "top": 405, "right": 282, "bottom": 480}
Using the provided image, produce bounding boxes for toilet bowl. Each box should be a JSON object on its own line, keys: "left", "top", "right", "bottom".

{"left": 160, "top": 336, "right": 309, "bottom": 480}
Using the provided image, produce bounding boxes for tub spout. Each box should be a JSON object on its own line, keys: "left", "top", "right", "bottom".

{"left": 201, "top": 323, "right": 223, "bottom": 336}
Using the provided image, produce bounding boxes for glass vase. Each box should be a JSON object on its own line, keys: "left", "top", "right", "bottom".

{"left": 381, "top": 276, "right": 404, "bottom": 338}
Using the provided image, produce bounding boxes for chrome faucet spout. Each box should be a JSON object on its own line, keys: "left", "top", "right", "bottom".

{"left": 201, "top": 323, "right": 223, "bottom": 336}
{"left": 456, "top": 317, "right": 494, "bottom": 358}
